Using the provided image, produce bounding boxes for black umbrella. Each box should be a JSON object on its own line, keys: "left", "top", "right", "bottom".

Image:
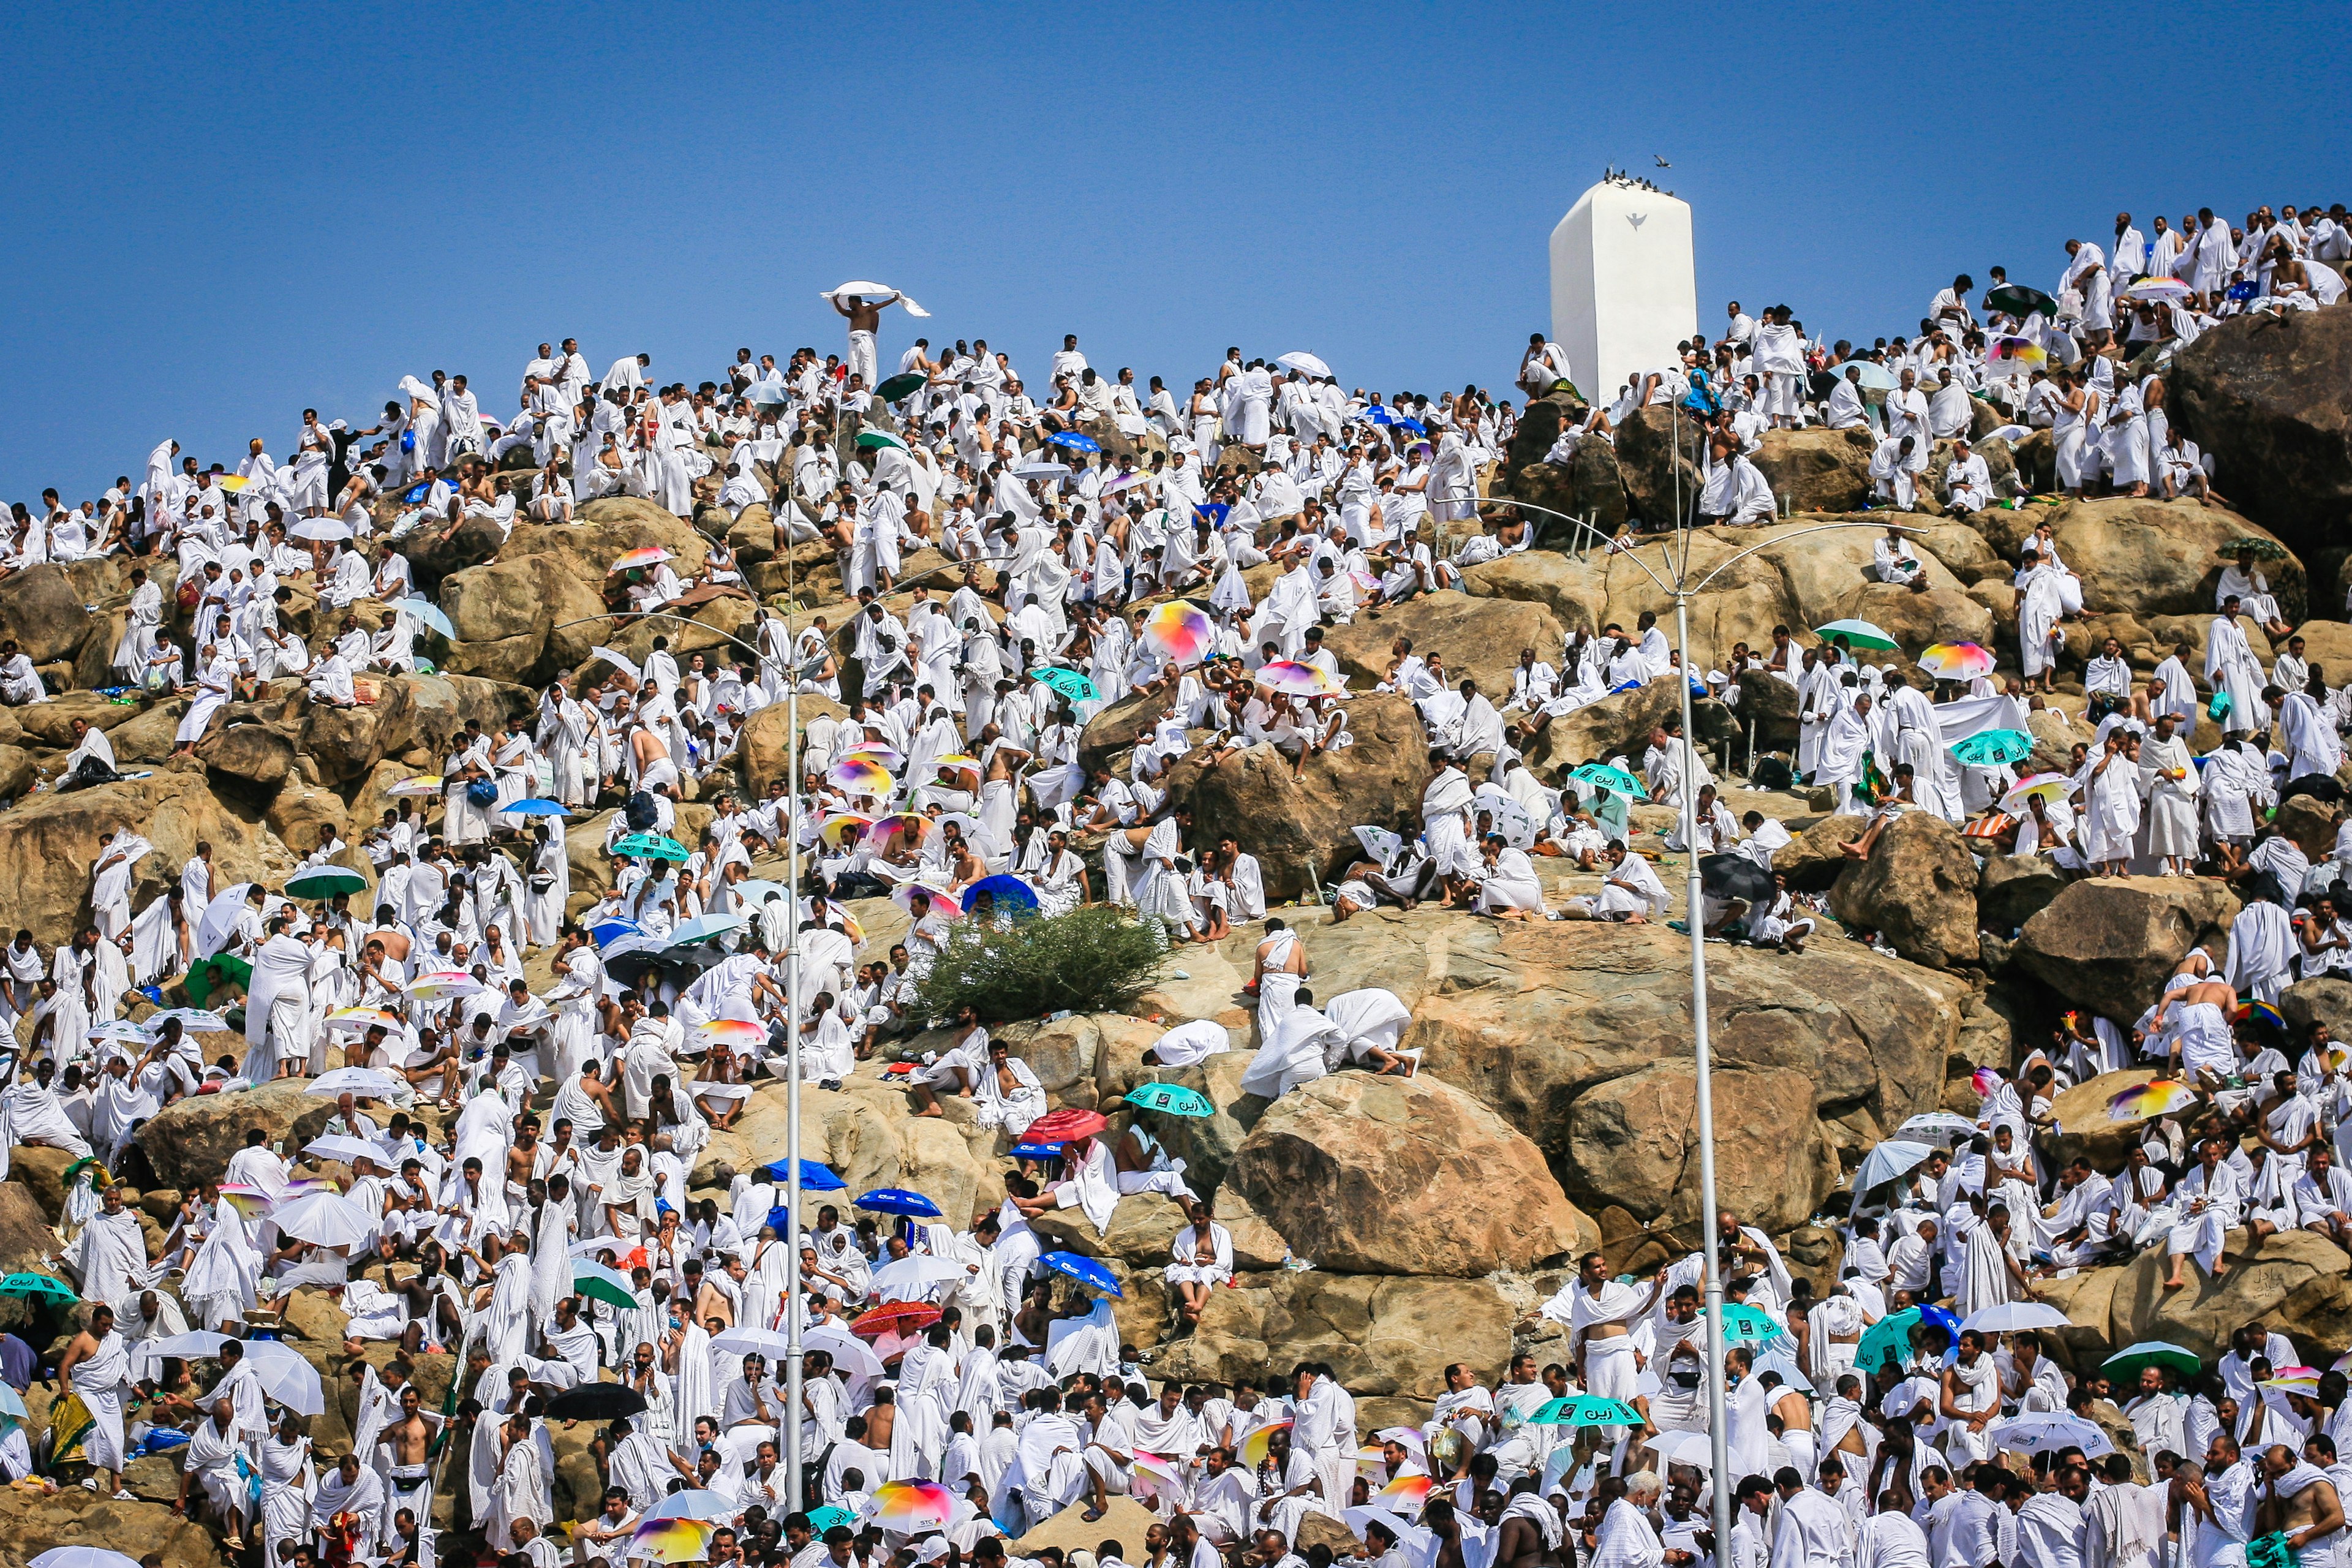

{"left": 1986, "top": 284, "right": 2057, "bottom": 318}
{"left": 1699, "top": 853, "right": 1775, "bottom": 903}
{"left": 545, "top": 1383, "right": 649, "bottom": 1422}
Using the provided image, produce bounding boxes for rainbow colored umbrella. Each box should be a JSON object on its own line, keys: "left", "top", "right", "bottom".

{"left": 383, "top": 774, "right": 443, "bottom": 798}
{"left": 2108, "top": 1080, "right": 2199, "bottom": 1123}
{"left": 1999, "top": 773, "right": 2071, "bottom": 813}
{"left": 1920, "top": 642, "right": 1996, "bottom": 681}
{"left": 1131, "top": 1450, "right": 1182, "bottom": 1499}
{"left": 2261, "top": 1366, "right": 2322, "bottom": 1394}
{"left": 1256, "top": 660, "right": 1346, "bottom": 698}
{"left": 842, "top": 743, "right": 905, "bottom": 769}
{"left": 2236, "top": 1000, "right": 2286, "bottom": 1030}
{"left": 325, "top": 1006, "right": 404, "bottom": 1033}
{"left": 1984, "top": 336, "right": 2048, "bottom": 379}
{"left": 818, "top": 813, "right": 876, "bottom": 850}
{"left": 1374, "top": 1474, "right": 1435, "bottom": 1510}
{"left": 608, "top": 546, "right": 674, "bottom": 574}
{"left": 860, "top": 812, "right": 930, "bottom": 851}
{"left": 828, "top": 758, "right": 895, "bottom": 796}
{"left": 1240, "top": 1419, "right": 1292, "bottom": 1467}
{"left": 1144, "top": 600, "right": 1216, "bottom": 665}
{"left": 890, "top": 882, "right": 962, "bottom": 919}
{"left": 696, "top": 1019, "right": 766, "bottom": 1049}
{"left": 868, "top": 1480, "right": 955, "bottom": 1532}
{"left": 627, "top": 1517, "right": 714, "bottom": 1563}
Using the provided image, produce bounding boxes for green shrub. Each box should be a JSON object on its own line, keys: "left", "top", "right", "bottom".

{"left": 910, "top": 905, "right": 1167, "bottom": 1025}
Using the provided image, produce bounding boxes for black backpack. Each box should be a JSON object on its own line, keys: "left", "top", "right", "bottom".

{"left": 1750, "top": 755, "right": 1793, "bottom": 791}
{"left": 624, "top": 791, "right": 658, "bottom": 832}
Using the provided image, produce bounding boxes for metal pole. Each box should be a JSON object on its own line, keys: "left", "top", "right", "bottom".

{"left": 1674, "top": 592, "right": 1733, "bottom": 1555}
{"left": 783, "top": 534, "right": 805, "bottom": 1506}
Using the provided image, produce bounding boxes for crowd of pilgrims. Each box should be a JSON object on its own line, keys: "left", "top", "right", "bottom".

{"left": 0, "top": 202, "right": 2340, "bottom": 1568}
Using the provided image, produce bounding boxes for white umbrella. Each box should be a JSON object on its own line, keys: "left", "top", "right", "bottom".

{"left": 140, "top": 1330, "right": 232, "bottom": 1360}
{"left": 270, "top": 1190, "right": 375, "bottom": 1248}
{"left": 643, "top": 1489, "right": 737, "bottom": 1521}
{"left": 288, "top": 519, "right": 352, "bottom": 543}
{"left": 1352, "top": 825, "right": 1405, "bottom": 865}
{"left": 1649, "top": 1430, "right": 1715, "bottom": 1470}
{"left": 868, "top": 1254, "right": 968, "bottom": 1303}
{"left": 1849, "top": 1140, "right": 1935, "bottom": 1213}
{"left": 804, "top": 1325, "right": 886, "bottom": 1382}
{"left": 305, "top": 1067, "right": 403, "bottom": 1099}
{"left": 1340, "top": 1507, "right": 1430, "bottom": 1548}
{"left": 195, "top": 883, "right": 255, "bottom": 958}
{"left": 1959, "top": 1302, "right": 2073, "bottom": 1335}
{"left": 1896, "top": 1112, "right": 1981, "bottom": 1145}
{"left": 1276, "top": 352, "right": 1332, "bottom": 379}
{"left": 1750, "top": 1348, "right": 1815, "bottom": 1394}
{"left": 1012, "top": 461, "right": 1071, "bottom": 480}
{"left": 587, "top": 646, "right": 642, "bottom": 680}
{"left": 31, "top": 1551, "right": 145, "bottom": 1568}
{"left": 240, "top": 1338, "right": 326, "bottom": 1416}
{"left": 819, "top": 281, "right": 930, "bottom": 318}
{"left": 1984, "top": 1413, "right": 2114, "bottom": 1458}
{"left": 302, "top": 1134, "right": 385, "bottom": 1167}
{"left": 709, "top": 1327, "right": 796, "bottom": 1361}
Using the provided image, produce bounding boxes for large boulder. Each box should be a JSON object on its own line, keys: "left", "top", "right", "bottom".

{"left": 2045, "top": 1069, "right": 2167, "bottom": 1173}
{"left": 1151, "top": 1272, "right": 1513, "bottom": 1402}
{"left": 1285, "top": 910, "right": 1962, "bottom": 1238}
{"left": 2040, "top": 498, "right": 2302, "bottom": 622}
{"left": 1827, "top": 810, "right": 1982, "bottom": 969}
{"left": 2106, "top": 1224, "right": 2352, "bottom": 1362}
{"left": 1977, "top": 854, "right": 2070, "bottom": 935}
{"left": 130, "top": 1080, "right": 324, "bottom": 1191}
{"left": 300, "top": 674, "right": 418, "bottom": 786}
{"left": 1228, "top": 1072, "right": 1588, "bottom": 1276}
{"left": 2171, "top": 306, "right": 2352, "bottom": 559}
{"left": 390, "top": 507, "right": 507, "bottom": 584}
{"left": 1754, "top": 426, "right": 1878, "bottom": 514}
{"left": 195, "top": 720, "right": 296, "bottom": 790}
{"left": 1613, "top": 407, "right": 1707, "bottom": 527}
{"left": 0, "top": 558, "right": 129, "bottom": 665}
{"left": 1160, "top": 693, "right": 1427, "bottom": 900}
{"left": 0, "top": 1485, "right": 228, "bottom": 1568}
{"left": 2283, "top": 976, "right": 2352, "bottom": 1041}
{"left": 0, "top": 774, "right": 279, "bottom": 940}
{"left": 2016, "top": 877, "right": 2241, "bottom": 1023}
{"left": 734, "top": 693, "right": 848, "bottom": 797}
{"left": 1320, "top": 590, "right": 1564, "bottom": 707}
{"left": 439, "top": 551, "right": 610, "bottom": 684}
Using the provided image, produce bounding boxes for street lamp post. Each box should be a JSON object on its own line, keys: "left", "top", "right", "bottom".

{"left": 1470, "top": 488, "right": 1915, "bottom": 1550}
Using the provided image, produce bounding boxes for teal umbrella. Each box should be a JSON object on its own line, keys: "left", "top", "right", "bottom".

{"left": 394, "top": 596, "right": 456, "bottom": 639}
{"left": 612, "top": 833, "right": 690, "bottom": 862}
{"left": 1949, "top": 729, "right": 2033, "bottom": 767}
{"left": 1855, "top": 1308, "right": 1923, "bottom": 1373}
{"left": 0, "top": 1273, "right": 77, "bottom": 1306}
{"left": 1123, "top": 1083, "right": 1213, "bottom": 1118}
{"left": 1814, "top": 619, "right": 1899, "bottom": 652}
{"left": 2103, "top": 1341, "right": 2203, "bottom": 1384}
{"left": 807, "top": 1506, "right": 857, "bottom": 1532}
{"left": 1031, "top": 668, "right": 1098, "bottom": 703}
{"left": 1569, "top": 763, "right": 1649, "bottom": 801}
{"left": 1711, "top": 1303, "right": 1786, "bottom": 1348}
{"left": 1527, "top": 1395, "right": 1643, "bottom": 1427}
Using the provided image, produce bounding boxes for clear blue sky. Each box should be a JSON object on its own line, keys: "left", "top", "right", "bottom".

{"left": 5, "top": 2, "right": 2342, "bottom": 504}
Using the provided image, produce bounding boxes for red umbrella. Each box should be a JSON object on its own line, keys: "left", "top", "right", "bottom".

{"left": 1027, "top": 1107, "right": 1109, "bottom": 1144}
{"left": 851, "top": 1302, "right": 943, "bottom": 1339}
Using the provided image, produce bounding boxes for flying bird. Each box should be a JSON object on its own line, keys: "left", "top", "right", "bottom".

{"left": 1654, "top": 156, "right": 1672, "bottom": 168}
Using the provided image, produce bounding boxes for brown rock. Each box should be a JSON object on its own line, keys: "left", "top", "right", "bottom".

{"left": 2044, "top": 497, "right": 2302, "bottom": 622}
{"left": 2106, "top": 1224, "right": 2352, "bottom": 1361}
{"left": 1977, "top": 854, "right": 2070, "bottom": 934}
{"left": 2045, "top": 1069, "right": 2169, "bottom": 1174}
{"left": 1753, "top": 426, "right": 1878, "bottom": 514}
{"left": 1320, "top": 590, "right": 1565, "bottom": 709}
{"left": 1227, "top": 1072, "right": 1586, "bottom": 1276}
{"left": 733, "top": 693, "right": 848, "bottom": 797}
{"left": 195, "top": 721, "right": 296, "bottom": 788}
{"left": 1150, "top": 1272, "right": 1512, "bottom": 1401}
{"left": 130, "top": 1079, "right": 323, "bottom": 1192}
{"left": 0, "top": 1483, "right": 229, "bottom": 1568}
{"left": 0, "top": 774, "right": 281, "bottom": 943}
{"left": 2171, "top": 306, "right": 2352, "bottom": 559}
{"left": 1828, "top": 810, "right": 1982, "bottom": 969}
{"left": 2016, "top": 877, "right": 2241, "bottom": 1023}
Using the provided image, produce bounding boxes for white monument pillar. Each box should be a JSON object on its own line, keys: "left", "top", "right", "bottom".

{"left": 1550, "top": 176, "right": 1697, "bottom": 406}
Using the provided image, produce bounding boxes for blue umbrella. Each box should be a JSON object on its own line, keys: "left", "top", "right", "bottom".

{"left": 1040, "top": 1250, "right": 1123, "bottom": 1298}
{"left": 1949, "top": 729, "right": 2033, "bottom": 767}
{"left": 1395, "top": 418, "right": 1428, "bottom": 434}
{"left": 962, "top": 874, "right": 1040, "bottom": 914}
{"left": 666, "top": 911, "right": 744, "bottom": 948}
{"left": 1192, "top": 503, "right": 1230, "bottom": 527}
{"left": 590, "top": 917, "right": 643, "bottom": 948}
{"left": 1009, "top": 1141, "right": 1065, "bottom": 1161}
{"left": 854, "top": 1188, "right": 943, "bottom": 1219}
{"left": 502, "top": 798, "right": 571, "bottom": 818}
{"left": 1364, "top": 405, "right": 1396, "bottom": 426}
{"left": 1046, "top": 431, "right": 1101, "bottom": 454}
{"left": 760, "top": 1159, "right": 846, "bottom": 1191}
{"left": 394, "top": 597, "right": 456, "bottom": 639}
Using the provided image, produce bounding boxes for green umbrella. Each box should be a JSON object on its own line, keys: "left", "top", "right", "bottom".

{"left": 856, "top": 429, "right": 910, "bottom": 451}
{"left": 807, "top": 1506, "right": 857, "bottom": 1532}
{"left": 1527, "top": 1395, "right": 1643, "bottom": 1427}
{"left": 2220, "top": 537, "right": 2289, "bottom": 560}
{"left": 1030, "top": 668, "right": 1098, "bottom": 703}
{"left": 1949, "top": 729, "right": 2033, "bottom": 768}
{"left": 1986, "top": 284, "right": 2057, "bottom": 319}
{"left": 1711, "top": 1303, "right": 1785, "bottom": 1348}
{"left": 1569, "top": 763, "right": 1649, "bottom": 801}
{"left": 0, "top": 1272, "right": 78, "bottom": 1306}
{"left": 285, "top": 865, "right": 368, "bottom": 900}
{"left": 875, "top": 372, "right": 928, "bottom": 403}
{"left": 2103, "top": 1341, "right": 2203, "bottom": 1384}
{"left": 574, "top": 1262, "right": 638, "bottom": 1311}
{"left": 186, "top": 953, "right": 252, "bottom": 1010}
{"left": 1123, "top": 1083, "right": 1213, "bottom": 1118}
{"left": 612, "top": 833, "right": 690, "bottom": 862}
{"left": 1814, "top": 619, "right": 1899, "bottom": 652}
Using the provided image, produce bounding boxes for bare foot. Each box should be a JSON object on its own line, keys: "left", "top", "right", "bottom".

{"left": 1838, "top": 841, "right": 1867, "bottom": 859}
